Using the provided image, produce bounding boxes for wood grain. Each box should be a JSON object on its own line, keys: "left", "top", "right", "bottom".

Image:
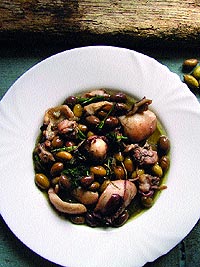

{"left": 0, "top": 0, "right": 200, "bottom": 46}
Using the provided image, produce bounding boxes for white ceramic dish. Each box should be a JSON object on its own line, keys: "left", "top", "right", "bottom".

{"left": 0, "top": 46, "right": 200, "bottom": 267}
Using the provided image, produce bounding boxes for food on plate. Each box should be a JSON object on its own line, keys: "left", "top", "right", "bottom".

{"left": 33, "top": 89, "right": 170, "bottom": 227}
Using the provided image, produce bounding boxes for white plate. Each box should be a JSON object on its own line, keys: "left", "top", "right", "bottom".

{"left": 0, "top": 46, "right": 200, "bottom": 267}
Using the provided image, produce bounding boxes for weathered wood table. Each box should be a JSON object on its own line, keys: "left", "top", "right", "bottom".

{"left": 0, "top": 1, "right": 200, "bottom": 267}
{"left": 1, "top": 0, "right": 200, "bottom": 48}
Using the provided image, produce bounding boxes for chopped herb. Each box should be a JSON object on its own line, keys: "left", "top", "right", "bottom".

{"left": 62, "top": 165, "right": 89, "bottom": 188}
{"left": 77, "top": 95, "right": 105, "bottom": 105}
{"left": 104, "top": 157, "right": 113, "bottom": 176}
{"left": 98, "top": 103, "right": 115, "bottom": 129}
{"left": 33, "top": 154, "right": 47, "bottom": 172}
{"left": 51, "top": 146, "right": 78, "bottom": 153}
{"left": 106, "top": 132, "right": 128, "bottom": 142}
{"left": 78, "top": 129, "right": 86, "bottom": 140}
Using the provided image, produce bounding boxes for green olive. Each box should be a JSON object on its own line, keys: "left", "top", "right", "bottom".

{"left": 56, "top": 151, "right": 73, "bottom": 161}
{"left": 124, "top": 156, "right": 134, "bottom": 173}
{"left": 90, "top": 166, "right": 107, "bottom": 176}
{"left": 141, "top": 196, "right": 154, "bottom": 208}
{"left": 152, "top": 164, "right": 163, "bottom": 177}
{"left": 78, "top": 124, "right": 88, "bottom": 133}
{"left": 100, "top": 180, "right": 110, "bottom": 192}
{"left": 113, "top": 166, "right": 125, "bottom": 179}
{"left": 192, "top": 65, "right": 200, "bottom": 80}
{"left": 87, "top": 131, "right": 95, "bottom": 137}
{"left": 35, "top": 173, "right": 50, "bottom": 190}
{"left": 131, "top": 169, "right": 144, "bottom": 178}
{"left": 183, "top": 74, "right": 199, "bottom": 90}
{"left": 73, "top": 104, "right": 83, "bottom": 117}
{"left": 89, "top": 181, "right": 100, "bottom": 191}
{"left": 114, "top": 152, "right": 124, "bottom": 162}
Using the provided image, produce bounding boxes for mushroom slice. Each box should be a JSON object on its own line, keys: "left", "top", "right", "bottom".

{"left": 44, "top": 105, "right": 76, "bottom": 124}
{"left": 48, "top": 188, "right": 87, "bottom": 214}
{"left": 84, "top": 101, "right": 113, "bottom": 115}
{"left": 43, "top": 105, "right": 77, "bottom": 140}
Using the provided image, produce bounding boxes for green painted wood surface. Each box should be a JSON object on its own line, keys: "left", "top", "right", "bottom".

{"left": 0, "top": 45, "right": 199, "bottom": 267}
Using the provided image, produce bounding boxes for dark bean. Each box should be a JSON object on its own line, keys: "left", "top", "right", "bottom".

{"left": 70, "top": 215, "right": 85, "bottom": 225}
{"left": 105, "top": 116, "right": 119, "bottom": 129}
{"left": 80, "top": 175, "right": 94, "bottom": 187}
{"left": 52, "top": 136, "right": 64, "bottom": 148}
{"left": 85, "top": 115, "right": 100, "bottom": 126}
{"left": 158, "top": 135, "right": 170, "bottom": 153}
{"left": 160, "top": 155, "right": 170, "bottom": 171}
{"left": 111, "top": 92, "right": 127, "bottom": 102}
{"left": 64, "top": 95, "right": 77, "bottom": 106}
{"left": 59, "top": 174, "right": 71, "bottom": 189}
{"left": 182, "top": 58, "right": 198, "bottom": 72}
{"left": 115, "top": 103, "right": 130, "bottom": 115}
{"left": 85, "top": 212, "right": 99, "bottom": 227}
{"left": 112, "top": 210, "right": 129, "bottom": 227}
{"left": 50, "top": 162, "right": 64, "bottom": 176}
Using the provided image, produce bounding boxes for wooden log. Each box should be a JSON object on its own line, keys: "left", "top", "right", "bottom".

{"left": 0, "top": 0, "right": 200, "bottom": 47}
